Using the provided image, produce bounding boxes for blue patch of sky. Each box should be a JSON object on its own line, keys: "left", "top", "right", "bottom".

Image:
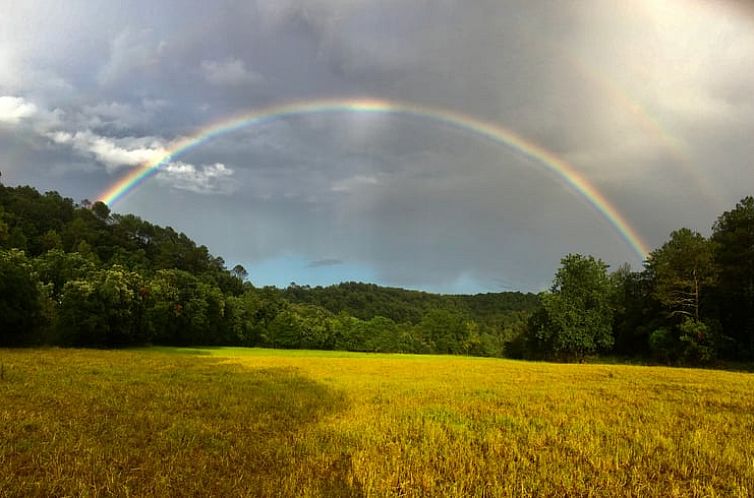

{"left": 243, "top": 254, "right": 496, "bottom": 294}
{"left": 243, "top": 254, "right": 377, "bottom": 289}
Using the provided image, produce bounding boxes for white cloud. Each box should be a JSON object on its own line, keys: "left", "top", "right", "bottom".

{"left": 0, "top": 96, "right": 37, "bottom": 124}
{"left": 47, "top": 129, "right": 167, "bottom": 171}
{"left": 200, "top": 58, "right": 262, "bottom": 86}
{"left": 0, "top": 95, "right": 165, "bottom": 171}
{"left": 4, "top": 95, "right": 233, "bottom": 196}
{"left": 331, "top": 174, "right": 380, "bottom": 193}
{"left": 157, "top": 162, "right": 237, "bottom": 194}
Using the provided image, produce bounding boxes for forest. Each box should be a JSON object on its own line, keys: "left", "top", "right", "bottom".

{"left": 1, "top": 176, "right": 752, "bottom": 365}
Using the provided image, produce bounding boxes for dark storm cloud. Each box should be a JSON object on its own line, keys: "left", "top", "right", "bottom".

{"left": 2, "top": 0, "right": 753, "bottom": 291}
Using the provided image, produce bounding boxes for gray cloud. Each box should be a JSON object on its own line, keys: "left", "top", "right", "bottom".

{"left": 98, "top": 28, "right": 167, "bottom": 85}
{"left": 201, "top": 58, "right": 263, "bottom": 86}
{"left": 307, "top": 258, "right": 344, "bottom": 268}
{"left": 1, "top": 0, "right": 753, "bottom": 292}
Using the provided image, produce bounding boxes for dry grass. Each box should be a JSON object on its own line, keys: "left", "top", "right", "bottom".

{"left": 1, "top": 347, "right": 753, "bottom": 497}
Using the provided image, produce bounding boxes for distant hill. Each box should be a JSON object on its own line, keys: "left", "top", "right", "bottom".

{"left": 281, "top": 281, "right": 539, "bottom": 325}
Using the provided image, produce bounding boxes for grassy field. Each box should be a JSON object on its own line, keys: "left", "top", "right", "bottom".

{"left": 1, "top": 348, "right": 753, "bottom": 497}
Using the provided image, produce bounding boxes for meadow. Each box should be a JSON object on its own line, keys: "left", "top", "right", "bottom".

{"left": 1, "top": 348, "right": 753, "bottom": 497}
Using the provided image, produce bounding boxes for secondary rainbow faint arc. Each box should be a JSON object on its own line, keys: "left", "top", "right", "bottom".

{"left": 566, "top": 53, "right": 725, "bottom": 212}
{"left": 98, "top": 97, "right": 651, "bottom": 260}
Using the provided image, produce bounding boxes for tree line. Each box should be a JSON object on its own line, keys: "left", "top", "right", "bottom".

{"left": 0, "top": 179, "right": 534, "bottom": 355}
{"left": 2, "top": 177, "right": 752, "bottom": 364}
{"left": 520, "top": 196, "right": 754, "bottom": 364}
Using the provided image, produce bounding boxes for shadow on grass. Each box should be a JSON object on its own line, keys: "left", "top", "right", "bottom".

{"left": 1, "top": 350, "right": 361, "bottom": 497}
{"left": 582, "top": 354, "right": 754, "bottom": 373}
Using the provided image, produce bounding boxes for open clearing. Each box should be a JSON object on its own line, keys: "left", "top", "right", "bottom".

{"left": 1, "top": 348, "right": 753, "bottom": 497}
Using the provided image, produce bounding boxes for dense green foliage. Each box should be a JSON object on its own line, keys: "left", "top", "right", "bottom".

{"left": 526, "top": 254, "right": 614, "bottom": 360}
{"left": 282, "top": 281, "right": 538, "bottom": 324}
{"left": 712, "top": 197, "right": 754, "bottom": 356}
{"left": 0, "top": 180, "right": 534, "bottom": 356}
{"left": 0, "top": 249, "right": 46, "bottom": 345}
{"left": 646, "top": 228, "right": 717, "bottom": 322}
{"left": 2, "top": 177, "right": 753, "bottom": 364}
{"left": 521, "top": 197, "right": 754, "bottom": 364}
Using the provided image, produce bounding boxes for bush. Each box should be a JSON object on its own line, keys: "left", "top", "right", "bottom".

{"left": 649, "top": 328, "right": 677, "bottom": 364}
{"left": 678, "top": 319, "right": 722, "bottom": 364}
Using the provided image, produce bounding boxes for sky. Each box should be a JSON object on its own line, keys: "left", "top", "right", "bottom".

{"left": 1, "top": 0, "right": 753, "bottom": 293}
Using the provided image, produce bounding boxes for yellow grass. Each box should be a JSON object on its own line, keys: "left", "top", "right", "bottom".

{"left": 1, "top": 347, "right": 753, "bottom": 497}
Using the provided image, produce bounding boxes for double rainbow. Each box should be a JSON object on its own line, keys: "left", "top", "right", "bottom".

{"left": 98, "top": 97, "right": 650, "bottom": 260}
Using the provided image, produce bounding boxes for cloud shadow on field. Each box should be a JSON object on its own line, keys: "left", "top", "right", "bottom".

{"left": 1, "top": 350, "right": 361, "bottom": 496}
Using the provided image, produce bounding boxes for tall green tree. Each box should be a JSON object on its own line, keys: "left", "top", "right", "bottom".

{"left": 527, "top": 254, "right": 614, "bottom": 360}
{"left": 57, "top": 266, "right": 147, "bottom": 347}
{"left": 231, "top": 264, "right": 248, "bottom": 281}
{"left": 644, "top": 229, "right": 724, "bottom": 363}
{"left": 711, "top": 196, "right": 754, "bottom": 357}
{"left": 646, "top": 228, "right": 716, "bottom": 322}
{"left": 145, "top": 269, "right": 227, "bottom": 345}
{"left": 34, "top": 249, "right": 95, "bottom": 298}
{"left": 610, "top": 264, "right": 661, "bottom": 355}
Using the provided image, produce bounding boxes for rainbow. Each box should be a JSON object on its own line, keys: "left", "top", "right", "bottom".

{"left": 567, "top": 54, "right": 725, "bottom": 211}
{"left": 98, "top": 97, "right": 651, "bottom": 260}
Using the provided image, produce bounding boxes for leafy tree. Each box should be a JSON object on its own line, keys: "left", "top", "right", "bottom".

{"left": 91, "top": 201, "right": 111, "bottom": 221}
{"left": 676, "top": 318, "right": 721, "bottom": 364}
{"left": 7, "top": 227, "right": 28, "bottom": 251}
{"left": 38, "top": 229, "right": 63, "bottom": 251}
{"left": 648, "top": 328, "right": 676, "bottom": 364}
{"left": 642, "top": 230, "right": 725, "bottom": 362}
{"left": 57, "top": 266, "right": 147, "bottom": 347}
{"left": 264, "top": 308, "right": 303, "bottom": 349}
{"left": 231, "top": 264, "right": 249, "bottom": 281}
{"left": 646, "top": 228, "right": 716, "bottom": 322}
{"left": 294, "top": 304, "right": 335, "bottom": 349}
{"left": 362, "top": 316, "right": 403, "bottom": 352}
{"left": 34, "top": 249, "right": 96, "bottom": 298}
{"left": 222, "top": 294, "right": 257, "bottom": 345}
{"left": 144, "top": 269, "right": 227, "bottom": 345}
{"left": 330, "top": 313, "right": 363, "bottom": 351}
{"left": 418, "top": 310, "right": 472, "bottom": 354}
{"left": 711, "top": 196, "right": 754, "bottom": 358}
{"left": 0, "top": 249, "right": 46, "bottom": 345}
{"left": 649, "top": 319, "right": 725, "bottom": 365}
{"left": 62, "top": 217, "right": 98, "bottom": 254}
{"left": 526, "top": 254, "right": 614, "bottom": 360}
{"left": 610, "top": 264, "right": 660, "bottom": 356}
{"left": 261, "top": 304, "right": 336, "bottom": 350}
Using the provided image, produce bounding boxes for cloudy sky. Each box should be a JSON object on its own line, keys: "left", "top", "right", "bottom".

{"left": 2, "top": 0, "right": 753, "bottom": 293}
